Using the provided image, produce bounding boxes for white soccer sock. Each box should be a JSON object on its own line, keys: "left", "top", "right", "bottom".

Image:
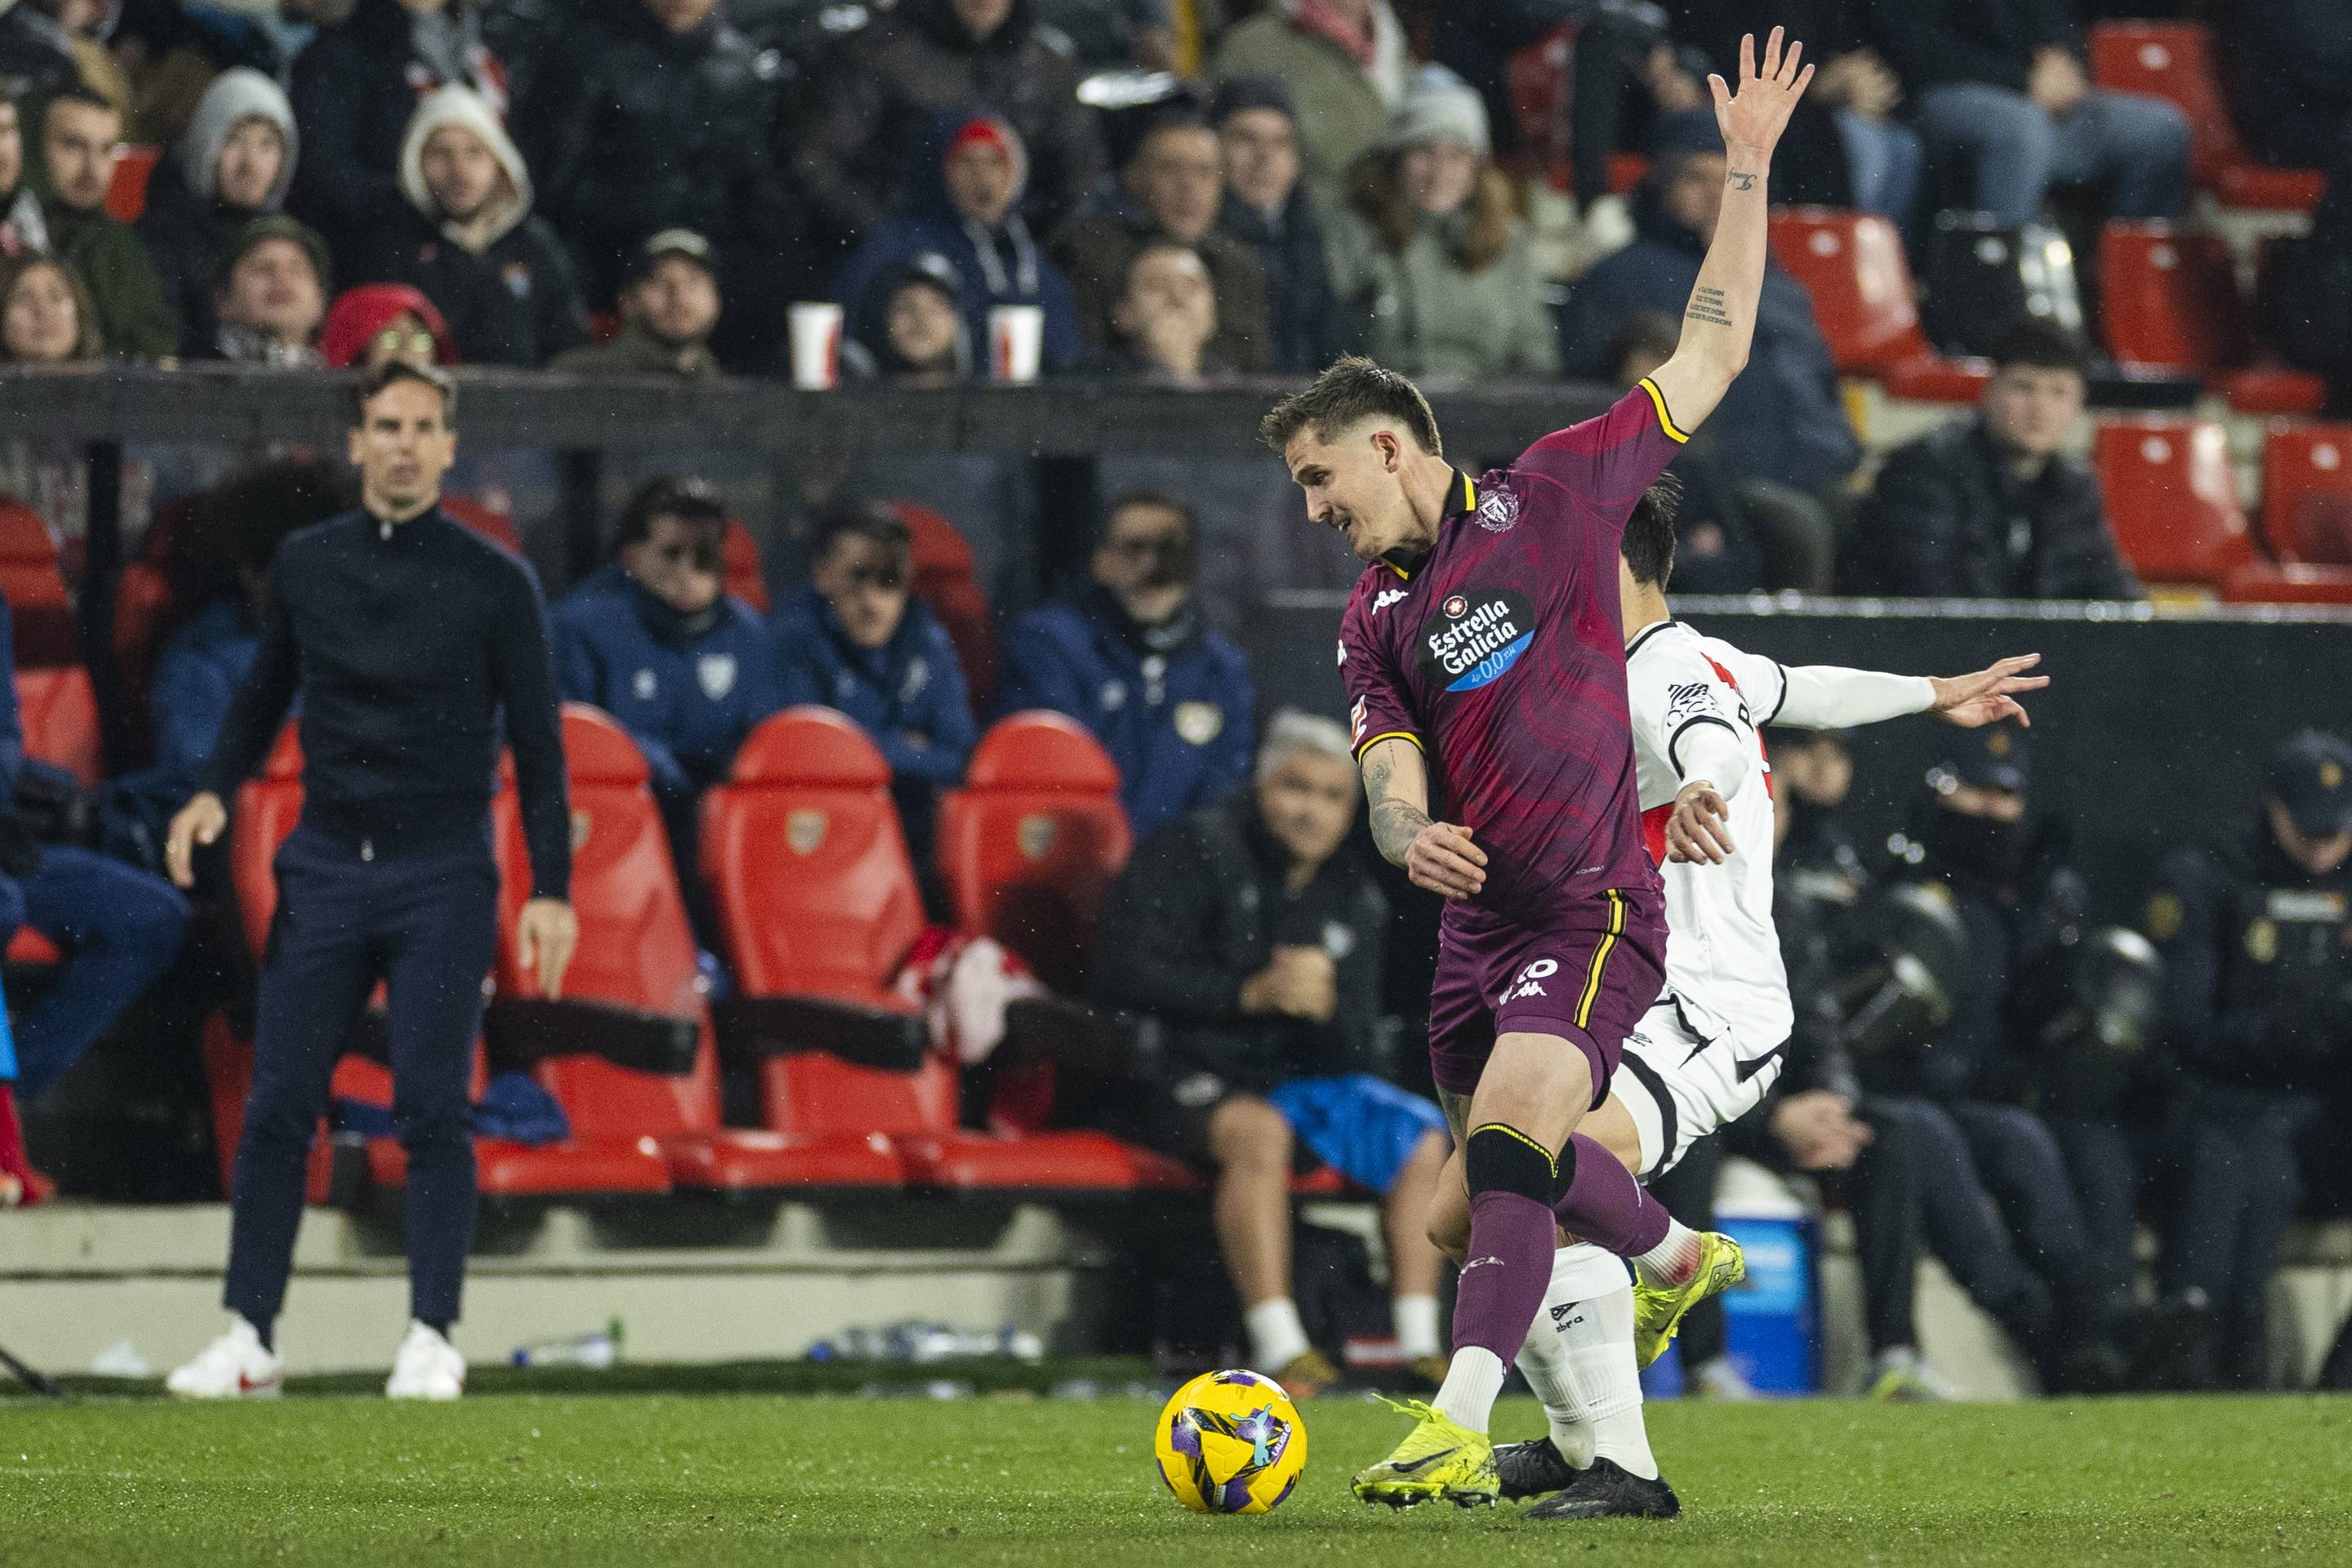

{"left": 1392, "top": 1294, "right": 1441, "bottom": 1361}
{"left": 1431, "top": 1347, "right": 1507, "bottom": 1432}
{"left": 1515, "top": 1244, "right": 1632, "bottom": 1466}
{"left": 1244, "top": 1298, "right": 1311, "bottom": 1373}
{"left": 1633, "top": 1217, "right": 1704, "bottom": 1288}
{"left": 1561, "top": 1283, "right": 1658, "bottom": 1480}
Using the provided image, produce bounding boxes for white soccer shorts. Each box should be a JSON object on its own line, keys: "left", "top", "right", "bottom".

{"left": 1611, "top": 993, "right": 1788, "bottom": 1179}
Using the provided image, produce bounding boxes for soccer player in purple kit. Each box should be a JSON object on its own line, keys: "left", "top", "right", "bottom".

{"left": 1260, "top": 28, "right": 1817, "bottom": 1509}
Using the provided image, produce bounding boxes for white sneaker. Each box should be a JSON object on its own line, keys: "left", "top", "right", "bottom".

{"left": 165, "top": 1318, "right": 283, "bottom": 1399}
{"left": 385, "top": 1321, "right": 466, "bottom": 1400}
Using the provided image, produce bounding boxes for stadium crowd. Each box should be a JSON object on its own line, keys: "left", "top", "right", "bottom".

{"left": 0, "top": 0, "right": 2348, "bottom": 1399}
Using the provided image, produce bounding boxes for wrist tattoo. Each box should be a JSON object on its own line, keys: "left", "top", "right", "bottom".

{"left": 1686, "top": 286, "right": 1734, "bottom": 327}
{"left": 1369, "top": 798, "right": 1432, "bottom": 866}
{"left": 1726, "top": 171, "right": 1757, "bottom": 191}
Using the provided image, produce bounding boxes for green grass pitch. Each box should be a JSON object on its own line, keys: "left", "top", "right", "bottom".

{"left": 3, "top": 1392, "right": 2347, "bottom": 1566}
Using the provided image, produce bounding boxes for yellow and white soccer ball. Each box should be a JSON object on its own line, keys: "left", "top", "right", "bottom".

{"left": 1152, "top": 1369, "right": 1308, "bottom": 1514}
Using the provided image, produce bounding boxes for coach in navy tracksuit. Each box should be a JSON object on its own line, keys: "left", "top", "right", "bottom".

{"left": 163, "top": 363, "right": 575, "bottom": 1401}
{"left": 774, "top": 501, "right": 976, "bottom": 863}
{"left": 998, "top": 492, "right": 1254, "bottom": 838}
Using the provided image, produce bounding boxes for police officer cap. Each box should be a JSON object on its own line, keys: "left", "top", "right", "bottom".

{"left": 2264, "top": 728, "right": 2352, "bottom": 836}
{"left": 1931, "top": 723, "right": 2030, "bottom": 795}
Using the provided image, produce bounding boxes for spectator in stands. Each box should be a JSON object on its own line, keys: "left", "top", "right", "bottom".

{"left": 0, "top": 0, "right": 89, "bottom": 109}
{"left": 1052, "top": 109, "right": 1271, "bottom": 372}
{"left": 206, "top": 216, "right": 328, "bottom": 366}
{"left": 555, "top": 476, "right": 780, "bottom": 817}
{"left": 1031, "top": 0, "right": 1174, "bottom": 71}
{"left": 138, "top": 68, "right": 298, "bottom": 357}
{"left": 1000, "top": 491, "right": 1254, "bottom": 838}
{"left": 774, "top": 500, "right": 977, "bottom": 859}
{"left": 1104, "top": 241, "right": 1224, "bottom": 385}
{"left": 1869, "top": 0, "right": 2191, "bottom": 226}
{"left": 355, "top": 84, "right": 586, "bottom": 368}
{"left": 2228, "top": 0, "right": 2352, "bottom": 171}
{"left": 1212, "top": 75, "right": 1345, "bottom": 376}
{"left": 0, "top": 95, "right": 42, "bottom": 256}
{"left": 791, "top": 0, "right": 1103, "bottom": 264}
{"left": 0, "top": 252, "right": 100, "bottom": 362}
{"left": 0, "top": 589, "right": 192, "bottom": 1111}
{"left": 1324, "top": 65, "right": 1557, "bottom": 384}
{"left": 1845, "top": 321, "right": 2141, "bottom": 600}
{"left": 519, "top": 0, "right": 791, "bottom": 360}
{"left": 2145, "top": 730, "right": 2352, "bottom": 1388}
{"left": 548, "top": 229, "right": 722, "bottom": 378}
{"left": 1089, "top": 710, "right": 1449, "bottom": 1395}
{"left": 289, "top": 0, "right": 506, "bottom": 265}
{"left": 1606, "top": 311, "right": 1764, "bottom": 593}
{"left": 34, "top": 87, "right": 177, "bottom": 358}
{"left": 2270, "top": 135, "right": 2352, "bottom": 417}
{"left": 1561, "top": 110, "right": 1855, "bottom": 590}
{"left": 319, "top": 282, "right": 457, "bottom": 372}
{"left": 831, "top": 111, "right": 1085, "bottom": 378}
{"left": 844, "top": 251, "right": 973, "bottom": 385}
{"left": 1205, "top": 0, "right": 1409, "bottom": 213}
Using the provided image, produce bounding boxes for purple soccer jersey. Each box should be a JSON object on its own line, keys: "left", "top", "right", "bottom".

{"left": 1339, "top": 379, "right": 1686, "bottom": 933}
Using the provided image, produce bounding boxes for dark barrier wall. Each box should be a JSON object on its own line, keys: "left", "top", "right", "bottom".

{"left": 1236, "top": 595, "right": 2352, "bottom": 924}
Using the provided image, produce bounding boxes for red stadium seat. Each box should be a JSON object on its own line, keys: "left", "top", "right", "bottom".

{"left": 2087, "top": 22, "right": 2321, "bottom": 212}
{"left": 2220, "top": 562, "right": 2352, "bottom": 604}
{"left": 441, "top": 492, "right": 522, "bottom": 554}
{"left": 0, "top": 500, "right": 78, "bottom": 668}
{"left": 2216, "top": 368, "right": 2328, "bottom": 418}
{"left": 2260, "top": 424, "right": 2352, "bottom": 566}
{"left": 937, "top": 712, "right": 1131, "bottom": 994}
{"left": 702, "top": 708, "right": 1152, "bottom": 1192}
{"left": 2098, "top": 223, "right": 2253, "bottom": 375}
{"left": 722, "top": 518, "right": 768, "bottom": 612}
{"left": 2092, "top": 417, "right": 2256, "bottom": 584}
{"left": 16, "top": 666, "right": 100, "bottom": 785}
{"left": 890, "top": 501, "right": 998, "bottom": 710}
{"left": 104, "top": 145, "right": 160, "bottom": 224}
{"left": 1767, "top": 209, "right": 1984, "bottom": 401}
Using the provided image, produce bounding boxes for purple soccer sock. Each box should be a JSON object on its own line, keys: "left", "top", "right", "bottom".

{"left": 1553, "top": 1133, "right": 1670, "bottom": 1255}
{"left": 1449, "top": 1190, "right": 1560, "bottom": 1359}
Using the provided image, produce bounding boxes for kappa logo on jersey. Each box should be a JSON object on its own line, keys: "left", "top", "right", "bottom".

{"left": 1476, "top": 487, "right": 1521, "bottom": 532}
{"left": 1349, "top": 695, "right": 1369, "bottom": 746}
{"left": 1416, "top": 587, "right": 1536, "bottom": 693}
{"left": 1503, "top": 957, "right": 1558, "bottom": 1002}
{"left": 1372, "top": 588, "right": 1407, "bottom": 613}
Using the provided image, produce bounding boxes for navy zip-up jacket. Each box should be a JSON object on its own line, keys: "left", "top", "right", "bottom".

{"left": 772, "top": 584, "right": 977, "bottom": 786}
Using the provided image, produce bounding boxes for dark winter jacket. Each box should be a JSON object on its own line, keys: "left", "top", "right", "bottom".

{"left": 1049, "top": 195, "right": 1272, "bottom": 372}
{"left": 1216, "top": 185, "right": 1347, "bottom": 376}
{"left": 1845, "top": 414, "right": 2143, "bottom": 600}
{"left": 791, "top": 0, "right": 1102, "bottom": 252}
{"left": 771, "top": 583, "right": 978, "bottom": 791}
{"left": 1093, "top": 788, "right": 1390, "bottom": 1092}
{"left": 1866, "top": 0, "right": 2081, "bottom": 96}
{"left": 42, "top": 203, "right": 179, "bottom": 359}
{"left": 149, "top": 597, "right": 260, "bottom": 776}
{"left": 138, "top": 66, "right": 297, "bottom": 356}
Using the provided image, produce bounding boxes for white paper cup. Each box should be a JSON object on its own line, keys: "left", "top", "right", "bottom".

{"left": 988, "top": 305, "right": 1045, "bottom": 384}
{"left": 787, "top": 301, "right": 844, "bottom": 390}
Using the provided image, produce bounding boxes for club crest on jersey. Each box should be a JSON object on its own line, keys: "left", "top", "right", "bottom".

{"left": 1476, "top": 487, "right": 1521, "bottom": 532}
{"left": 1418, "top": 588, "right": 1535, "bottom": 693}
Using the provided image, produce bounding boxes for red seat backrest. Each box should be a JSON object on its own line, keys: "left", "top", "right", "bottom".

{"left": 105, "top": 145, "right": 161, "bottom": 224}
{"left": 1767, "top": 208, "right": 1928, "bottom": 373}
{"left": 229, "top": 725, "right": 307, "bottom": 959}
{"left": 2261, "top": 424, "right": 2352, "bottom": 567}
{"left": 699, "top": 707, "right": 924, "bottom": 1004}
{"left": 722, "top": 518, "right": 768, "bottom": 613}
{"left": 442, "top": 493, "right": 523, "bottom": 554}
{"left": 2087, "top": 22, "right": 2242, "bottom": 186}
{"left": 889, "top": 501, "right": 997, "bottom": 709}
{"left": 764, "top": 1051, "right": 960, "bottom": 1139}
{"left": 0, "top": 498, "right": 77, "bottom": 669}
{"left": 2098, "top": 223, "right": 2252, "bottom": 373}
{"left": 492, "top": 704, "right": 720, "bottom": 1139}
{"left": 935, "top": 712, "right": 1129, "bottom": 992}
{"left": 16, "top": 666, "right": 100, "bottom": 786}
{"left": 2092, "top": 417, "right": 2256, "bottom": 583}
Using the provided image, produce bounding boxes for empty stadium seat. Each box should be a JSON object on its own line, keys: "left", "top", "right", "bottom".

{"left": 486, "top": 704, "right": 896, "bottom": 1194}
{"left": 722, "top": 518, "right": 768, "bottom": 612}
{"left": 16, "top": 666, "right": 100, "bottom": 785}
{"left": 1767, "top": 209, "right": 1987, "bottom": 401}
{"left": 104, "top": 145, "right": 160, "bottom": 223}
{"left": 2092, "top": 417, "right": 2256, "bottom": 584}
{"left": 936, "top": 713, "right": 1130, "bottom": 994}
{"left": 702, "top": 707, "right": 1159, "bottom": 1192}
{"left": 2260, "top": 425, "right": 2352, "bottom": 566}
{"left": 2220, "top": 562, "right": 2352, "bottom": 606}
{"left": 890, "top": 501, "right": 998, "bottom": 710}
{"left": 0, "top": 501, "right": 78, "bottom": 668}
{"left": 2099, "top": 223, "right": 2254, "bottom": 375}
{"left": 2087, "top": 22, "right": 2322, "bottom": 212}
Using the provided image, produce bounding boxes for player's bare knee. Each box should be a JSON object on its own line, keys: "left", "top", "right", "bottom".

{"left": 1206, "top": 1096, "right": 1290, "bottom": 1169}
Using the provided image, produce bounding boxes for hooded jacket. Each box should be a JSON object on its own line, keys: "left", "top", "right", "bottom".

{"left": 1560, "top": 179, "right": 1861, "bottom": 492}
{"left": 831, "top": 110, "right": 1085, "bottom": 376}
{"left": 352, "top": 83, "right": 585, "bottom": 367}
{"left": 792, "top": 0, "right": 1102, "bottom": 251}
{"left": 139, "top": 66, "right": 296, "bottom": 356}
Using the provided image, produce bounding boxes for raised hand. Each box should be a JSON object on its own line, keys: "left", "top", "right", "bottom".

{"left": 1931, "top": 653, "right": 2051, "bottom": 728}
{"left": 1709, "top": 26, "right": 1816, "bottom": 158}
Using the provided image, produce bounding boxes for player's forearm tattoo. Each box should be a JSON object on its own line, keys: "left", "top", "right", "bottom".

{"left": 1361, "top": 747, "right": 1430, "bottom": 868}
{"left": 1726, "top": 171, "right": 1757, "bottom": 191}
{"left": 1686, "top": 286, "right": 1734, "bottom": 327}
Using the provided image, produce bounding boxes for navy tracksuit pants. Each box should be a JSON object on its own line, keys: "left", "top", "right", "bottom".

{"left": 224, "top": 825, "right": 498, "bottom": 1328}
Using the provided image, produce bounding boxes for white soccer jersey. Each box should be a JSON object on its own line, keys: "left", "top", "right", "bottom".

{"left": 1624, "top": 619, "right": 1796, "bottom": 1057}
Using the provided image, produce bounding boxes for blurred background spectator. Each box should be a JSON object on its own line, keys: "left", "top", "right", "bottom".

{"left": 38, "top": 86, "right": 177, "bottom": 357}
{"left": 1210, "top": 74, "right": 1344, "bottom": 376}
{"left": 1205, "top": 0, "right": 1409, "bottom": 212}
{"left": 1844, "top": 321, "right": 2140, "bottom": 599}
{"left": 205, "top": 216, "right": 328, "bottom": 367}
{"left": 550, "top": 229, "right": 722, "bottom": 378}
{"left": 318, "top": 281, "right": 457, "bottom": 371}
{"left": 844, "top": 250, "right": 973, "bottom": 385}
{"left": 0, "top": 250, "right": 100, "bottom": 363}
{"left": 1325, "top": 65, "right": 1557, "bottom": 383}
{"left": 139, "top": 68, "right": 298, "bottom": 359}
{"left": 1104, "top": 240, "right": 1223, "bottom": 384}
{"left": 2223, "top": 0, "right": 2351, "bottom": 171}
{"left": 0, "top": 0, "right": 96, "bottom": 108}
{"left": 0, "top": 94, "right": 39, "bottom": 256}
{"left": 1606, "top": 310, "right": 1766, "bottom": 592}
{"left": 1033, "top": 0, "right": 1176, "bottom": 72}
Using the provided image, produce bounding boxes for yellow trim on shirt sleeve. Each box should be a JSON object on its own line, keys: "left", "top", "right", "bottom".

{"left": 1638, "top": 377, "right": 1690, "bottom": 444}
{"left": 1354, "top": 730, "right": 1423, "bottom": 762}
